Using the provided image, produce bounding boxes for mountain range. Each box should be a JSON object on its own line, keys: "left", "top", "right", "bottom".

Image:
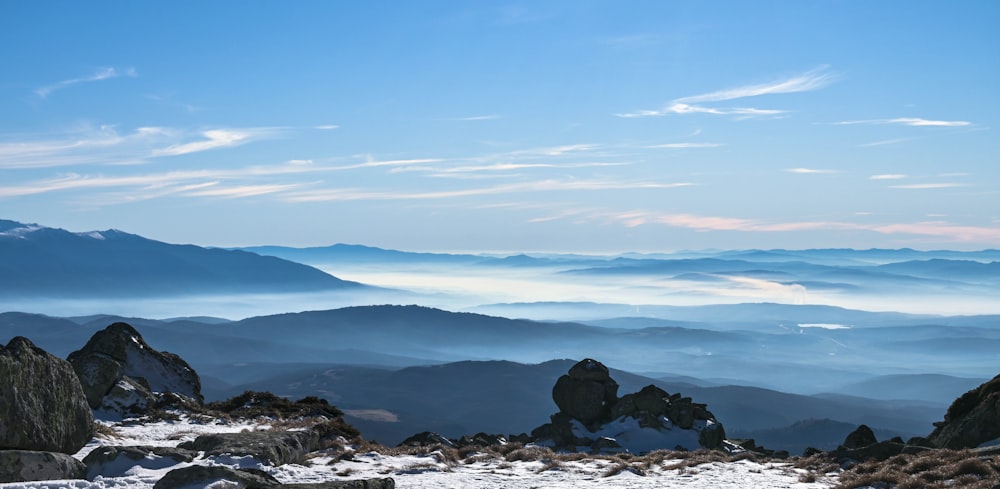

{"left": 2, "top": 218, "right": 999, "bottom": 454}
{"left": 0, "top": 219, "right": 361, "bottom": 297}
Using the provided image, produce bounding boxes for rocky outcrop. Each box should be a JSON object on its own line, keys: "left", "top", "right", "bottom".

{"left": 0, "top": 337, "right": 94, "bottom": 454}
{"left": 67, "top": 322, "right": 203, "bottom": 416}
{"left": 82, "top": 446, "right": 197, "bottom": 480}
{"left": 0, "top": 450, "right": 86, "bottom": 483}
{"left": 178, "top": 430, "right": 320, "bottom": 466}
{"left": 928, "top": 373, "right": 1000, "bottom": 449}
{"left": 532, "top": 358, "right": 726, "bottom": 453}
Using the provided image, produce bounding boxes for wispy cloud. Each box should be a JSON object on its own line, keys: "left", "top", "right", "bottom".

{"left": 860, "top": 138, "right": 908, "bottom": 147}
{"left": 786, "top": 168, "right": 837, "bottom": 174}
{"left": 152, "top": 128, "right": 279, "bottom": 156}
{"left": 35, "top": 67, "right": 137, "bottom": 98}
{"left": 438, "top": 115, "right": 502, "bottom": 121}
{"left": 675, "top": 66, "right": 836, "bottom": 104}
{"left": 646, "top": 142, "right": 725, "bottom": 149}
{"left": 285, "top": 179, "right": 693, "bottom": 203}
{"left": 889, "top": 183, "right": 968, "bottom": 189}
{"left": 0, "top": 126, "right": 280, "bottom": 169}
{"left": 616, "top": 66, "right": 836, "bottom": 118}
{"left": 833, "top": 118, "right": 972, "bottom": 127}
{"left": 184, "top": 183, "right": 306, "bottom": 198}
{"left": 869, "top": 174, "right": 907, "bottom": 180}
{"left": 597, "top": 211, "right": 1000, "bottom": 243}
{"left": 314, "top": 125, "right": 340, "bottom": 130}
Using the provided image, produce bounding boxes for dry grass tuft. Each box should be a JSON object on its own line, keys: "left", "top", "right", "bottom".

{"left": 93, "top": 422, "right": 120, "bottom": 439}
{"left": 504, "top": 445, "right": 555, "bottom": 463}
{"left": 835, "top": 449, "right": 1000, "bottom": 489}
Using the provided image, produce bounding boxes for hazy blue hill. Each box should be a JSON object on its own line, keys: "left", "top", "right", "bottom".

{"left": 876, "top": 259, "right": 1000, "bottom": 282}
{"left": 476, "top": 301, "right": 930, "bottom": 328}
{"left": 828, "top": 374, "right": 988, "bottom": 402}
{"left": 0, "top": 220, "right": 362, "bottom": 297}
{"left": 0, "top": 312, "right": 97, "bottom": 357}
{"left": 240, "top": 243, "right": 483, "bottom": 265}
{"left": 730, "top": 418, "right": 906, "bottom": 454}
{"left": 227, "top": 359, "right": 943, "bottom": 451}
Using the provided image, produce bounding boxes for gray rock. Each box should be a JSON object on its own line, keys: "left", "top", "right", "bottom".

{"left": 0, "top": 450, "right": 86, "bottom": 483}
{"left": 842, "top": 424, "right": 877, "bottom": 449}
{"left": 178, "top": 430, "right": 319, "bottom": 466}
{"left": 153, "top": 465, "right": 280, "bottom": 489}
{"left": 282, "top": 480, "right": 396, "bottom": 489}
{"left": 0, "top": 337, "right": 94, "bottom": 454}
{"left": 82, "top": 445, "right": 196, "bottom": 480}
{"left": 101, "top": 376, "right": 157, "bottom": 416}
{"left": 68, "top": 322, "right": 203, "bottom": 414}
{"left": 152, "top": 465, "right": 394, "bottom": 489}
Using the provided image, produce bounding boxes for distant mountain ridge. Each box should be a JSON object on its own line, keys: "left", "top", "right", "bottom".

{"left": 0, "top": 219, "right": 362, "bottom": 297}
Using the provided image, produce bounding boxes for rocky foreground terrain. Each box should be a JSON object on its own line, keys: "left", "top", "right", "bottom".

{"left": 2, "top": 322, "right": 999, "bottom": 488}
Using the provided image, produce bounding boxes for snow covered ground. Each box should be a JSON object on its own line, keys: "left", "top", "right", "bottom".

{"left": 0, "top": 416, "right": 839, "bottom": 488}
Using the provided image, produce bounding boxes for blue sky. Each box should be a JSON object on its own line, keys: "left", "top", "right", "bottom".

{"left": 1, "top": 1, "right": 997, "bottom": 252}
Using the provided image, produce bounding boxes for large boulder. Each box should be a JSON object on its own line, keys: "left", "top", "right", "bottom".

{"left": 68, "top": 322, "right": 203, "bottom": 415}
{"left": 551, "top": 358, "right": 619, "bottom": 425}
{"left": 0, "top": 337, "right": 94, "bottom": 454}
{"left": 928, "top": 373, "right": 1000, "bottom": 449}
{"left": 0, "top": 450, "right": 86, "bottom": 483}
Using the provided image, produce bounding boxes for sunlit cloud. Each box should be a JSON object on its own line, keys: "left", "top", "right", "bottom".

{"left": 786, "top": 168, "right": 837, "bottom": 174}
{"left": 833, "top": 118, "right": 971, "bottom": 127}
{"left": 35, "top": 67, "right": 137, "bottom": 98}
{"left": 616, "top": 66, "right": 835, "bottom": 118}
{"left": 314, "top": 125, "right": 340, "bottom": 130}
{"left": 869, "top": 174, "right": 907, "bottom": 180}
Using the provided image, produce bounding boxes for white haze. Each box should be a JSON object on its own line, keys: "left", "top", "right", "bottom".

{"left": 3, "top": 259, "right": 997, "bottom": 321}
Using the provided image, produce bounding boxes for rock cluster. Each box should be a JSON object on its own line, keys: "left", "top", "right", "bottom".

{"left": 532, "top": 358, "right": 726, "bottom": 453}
{"left": 67, "top": 322, "right": 203, "bottom": 417}
{"left": 0, "top": 337, "right": 93, "bottom": 482}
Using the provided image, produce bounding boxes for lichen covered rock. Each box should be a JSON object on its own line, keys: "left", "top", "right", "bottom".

{"left": 0, "top": 450, "right": 86, "bottom": 483}
{"left": 0, "top": 337, "right": 94, "bottom": 454}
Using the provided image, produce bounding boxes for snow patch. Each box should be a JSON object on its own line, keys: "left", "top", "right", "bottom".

{"left": 570, "top": 416, "right": 707, "bottom": 453}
